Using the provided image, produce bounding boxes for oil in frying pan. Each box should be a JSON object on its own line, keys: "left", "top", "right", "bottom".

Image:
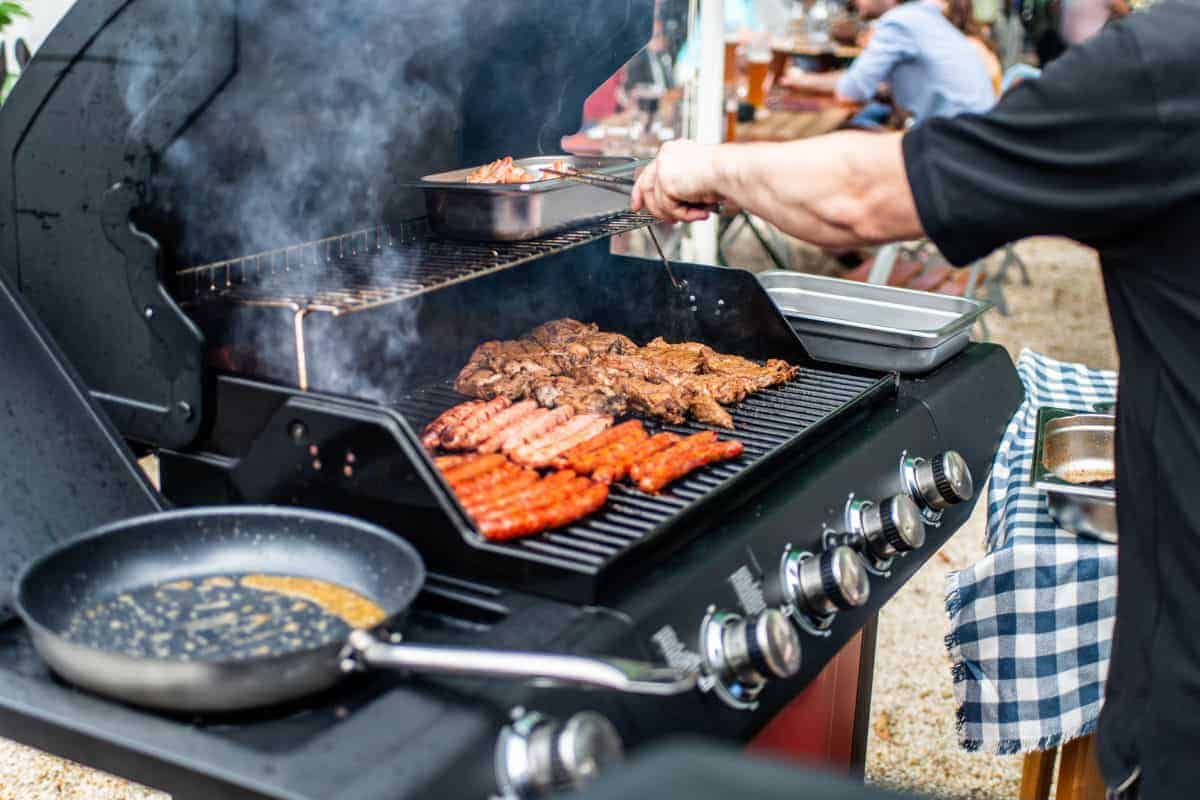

{"left": 63, "top": 575, "right": 387, "bottom": 662}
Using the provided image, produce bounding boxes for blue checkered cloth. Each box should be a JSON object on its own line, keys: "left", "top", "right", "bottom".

{"left": 944, "top": 349, "right": 1118, "bottom": 754}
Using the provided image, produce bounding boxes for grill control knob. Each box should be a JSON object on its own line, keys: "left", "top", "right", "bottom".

{"left": 780, "top": 545, "right": 871, "bottom": 620}
{"left": 495, "top": 709, "right": 623, "bottom": 798}
{"left": 858, "top": 494, "right": 926, "bottom": 560}
{"left": 904, "top": 451, "right": 974, "bottom": 511}
{"left": 704, "top": 608, "right": 802, "bottom": 687}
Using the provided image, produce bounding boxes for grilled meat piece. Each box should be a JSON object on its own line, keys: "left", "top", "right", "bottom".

{"left": 531, "top": 376, "right": 627, "bottom": 416}
{"left": 453, "top": 320, "right": 797, "bottom": 428}
{"left": 687, "top": 389, "right": 735, "bottom": 429}
{"left": 465, "top": 157, "right": 568, "bottom": 185}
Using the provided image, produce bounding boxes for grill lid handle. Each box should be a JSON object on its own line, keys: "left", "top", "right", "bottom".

{"left": 343, "top": 631, "right": 698, "bottom": 696}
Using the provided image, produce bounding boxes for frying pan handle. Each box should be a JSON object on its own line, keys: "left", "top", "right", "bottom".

{"left": 342, "top": 631, "right": 697, "bottom": 696}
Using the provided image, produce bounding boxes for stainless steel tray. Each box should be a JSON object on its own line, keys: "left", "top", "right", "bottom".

{"left": 1031, "top": 407, "right": 1117, "bottom": 543}
{"left": 418, "top": 155, "right": 641, "bottom": 241}
{"left": 756, "top": 272, "right": 991, "bottom": 373}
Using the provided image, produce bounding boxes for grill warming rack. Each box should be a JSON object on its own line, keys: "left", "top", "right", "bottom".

{"left": 176, "top": 212, "right": 659, "bottom": 315}
{"left": 391, "top": 367, "right": 895, "bottom": 600}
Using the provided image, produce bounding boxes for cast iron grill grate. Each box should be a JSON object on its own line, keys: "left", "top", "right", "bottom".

{"left": 391, "top": 366, "right": 895, "bottom": 590}
{"left": 175, "top": 212, "right": 658, "bottom": 314}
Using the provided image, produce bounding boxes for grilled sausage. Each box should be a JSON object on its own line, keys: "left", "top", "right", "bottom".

{"left": 492, "top": 407, "right": 575, "bottom": 454}
{"left": 441, "top": 453, "right": 509, "bottom": 485}
{"left": 591, "top": 431, "right": 683, "bottom": 484}
{"left": 455, "top": 468, "right": 540, "bottom": 506}
{"left": 454, "top": 400, "right": 539, "bottom": 451}
{"left": 423, "top": 402, "right": 483, "bottom": 449}
{"left": 478, "top": 481, "right": 610, "bottom": 541}
{"left": 464, "top": 470, "right": 579, "bottom": 517}
{"left": 512, "top": 415, "right": 613, "bottom": 469}
{"left": 435, "top": 454, "right": 477, "bottom": 471}
{"left": 451, "top": 460, "right": 523, "bottom": 495}
{"left": 552, "top": 420, "right": 646, "bottom": 468}
{"left": 635, "top": 439, "right": 744, "bottom": 493}
{"left": 629, "top": 431, "right": 718, "bottom": 484}
{"left": 440, "top": 397, "right": 512, "bottom": 450}
{"left": 565, "top": 424, "right": 650, "bottom": 475}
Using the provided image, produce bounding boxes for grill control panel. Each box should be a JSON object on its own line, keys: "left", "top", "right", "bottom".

{"left": 638, "top": 438, "right": 977, "bottom": 717}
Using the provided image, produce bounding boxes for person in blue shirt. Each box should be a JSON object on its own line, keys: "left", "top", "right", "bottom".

{"left": 784, "top": 0, "right": 996, "bottom": 123}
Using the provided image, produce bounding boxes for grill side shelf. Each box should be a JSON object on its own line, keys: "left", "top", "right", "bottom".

{"left": 393, "top": 367, "right": 897, "bottom": 600}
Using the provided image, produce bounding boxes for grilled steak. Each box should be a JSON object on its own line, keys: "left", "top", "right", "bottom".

{"left": 454, "top": 319, "right": 797, "bottom": 428}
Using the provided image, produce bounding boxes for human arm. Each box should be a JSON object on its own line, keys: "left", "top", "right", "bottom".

{"left": 630, "top": 133, "right": 922, "bottom": 250}
{"left": 634, "top": 8, "right": 1188, "bottom": 260}
{"left": 780, "top": 68, "right": 844, "bottom": 96}
{"left": 832, "top": 15, "right": 914, "bottom": 104}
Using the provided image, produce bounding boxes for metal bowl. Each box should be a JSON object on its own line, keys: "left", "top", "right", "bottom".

{"left": 1032, "top": 410, "right": 1117, "bottom": 543}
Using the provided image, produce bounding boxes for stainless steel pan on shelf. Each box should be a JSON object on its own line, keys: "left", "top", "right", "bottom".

{"left": 12, "top": 507, "right": 696, "bottom": 713}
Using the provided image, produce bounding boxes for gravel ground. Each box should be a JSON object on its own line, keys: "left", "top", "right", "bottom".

{"left": 0, "top": 237, "right": 1116, "bottom": 799}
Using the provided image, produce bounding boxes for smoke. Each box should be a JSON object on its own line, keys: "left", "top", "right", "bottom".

{"left": 113, "top": 0, "right": 649, "bottom": 401}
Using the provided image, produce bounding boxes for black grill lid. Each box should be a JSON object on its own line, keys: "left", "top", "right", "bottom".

{"left": 0, "top": 0, "right": 652, "bottom": 447}
{"left": 0, "top": 268, "right": 162, "bottom": 620}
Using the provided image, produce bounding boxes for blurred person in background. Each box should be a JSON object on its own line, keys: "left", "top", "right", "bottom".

{"left": 782, "top": 0, "right": 996, "bottom": 124}
{"left": 945, "top": 0, "right": 1003, "bottom": 91}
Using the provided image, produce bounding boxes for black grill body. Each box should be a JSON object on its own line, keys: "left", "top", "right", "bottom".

{"left": 163, "top": 236, "right": 897, "bottom": 602}
{"left": 0, "top": 347, "right": 1024, "bottom": 800}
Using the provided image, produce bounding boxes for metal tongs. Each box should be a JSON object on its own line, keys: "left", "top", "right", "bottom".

{"left": 542, "top": 166, "right": 718, "bottom": 290}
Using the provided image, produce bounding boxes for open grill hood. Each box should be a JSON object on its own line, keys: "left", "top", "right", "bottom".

{"left": 0, "top": 0, "right": 652, "bottom": 448}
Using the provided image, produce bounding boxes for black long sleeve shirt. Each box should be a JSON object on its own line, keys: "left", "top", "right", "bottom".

{"left": 902, "top": 3, "right": 1200, "bottom": 794}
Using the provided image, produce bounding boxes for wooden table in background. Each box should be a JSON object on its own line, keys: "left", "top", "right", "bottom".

{"left": 735, "top": 104, "right": 856, "bottom": 143}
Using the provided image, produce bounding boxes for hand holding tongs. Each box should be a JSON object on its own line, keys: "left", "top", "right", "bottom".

{"left": 543, "top": 167, "right": 714, "bottom": 290}
{"left": 540, "top": 167, "right": 721, "bottom": 215}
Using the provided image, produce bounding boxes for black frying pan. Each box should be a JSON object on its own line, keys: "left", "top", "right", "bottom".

{"left": 12, "top": 507, "right": 696, "bottom": 713}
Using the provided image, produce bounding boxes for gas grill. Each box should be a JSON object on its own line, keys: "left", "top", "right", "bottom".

{"left": 0, "top": 1, "right": 1024, "bottom": 799}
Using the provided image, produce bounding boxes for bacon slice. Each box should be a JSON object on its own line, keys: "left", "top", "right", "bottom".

{"left": 490, "top": 407, "right": 575, "bottom": 454}
{"left": 592, "top": 431, "right": 683, "bottom": 484}
{"left": 423, "top": 402, "right": 483, "bottom": 449}
{"left": 635, "top": 438, "right": 744, "bottom": 494}
{"left": 478, "top": 481, "right": 610, "bottom": 541}
{"left": 511, "top": 415, "right": 613, "bottom": 469}
{"left": 464, "top": 470, "right": 579, "bottom": 517}
{"left": 440, "top": 397, "right": 512, "bottom": 450}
